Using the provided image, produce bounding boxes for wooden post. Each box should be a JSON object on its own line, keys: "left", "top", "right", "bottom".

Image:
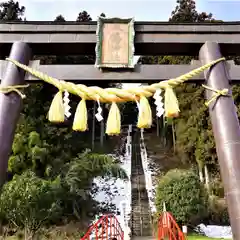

{"left": 156, "top": 117, "right": 159, "bottom": 137}
{"left": 182, "top": 225, "right": 187, "bottom": 238}
{"left": 100, "top": 120, "right": 104, "bottom": 147}
{"left": 199, "top": 41, "right": 240, "bottom": 239}
{"left": 0, "top": 42, "right": 31, "bottom": 185}
{"left": 92, "top": 102, "right": 96, "bottom": 150}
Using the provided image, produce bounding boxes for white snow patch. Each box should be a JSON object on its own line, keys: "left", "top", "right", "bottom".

{"left": 196, "top": 224, "right": 232, "bottom": 239}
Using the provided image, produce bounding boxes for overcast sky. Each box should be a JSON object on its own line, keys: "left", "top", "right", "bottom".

{"left": 3, "top": 0, "right": 240, "bottom": 22}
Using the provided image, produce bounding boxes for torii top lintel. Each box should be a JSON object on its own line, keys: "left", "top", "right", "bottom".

{"left": 0, "top": 21, "right": 240, "bottom": 56}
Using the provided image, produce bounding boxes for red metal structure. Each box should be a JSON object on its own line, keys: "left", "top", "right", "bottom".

{"left": 81, "top": 214, "right": 124, "bottom": 240}
{"left": 157, "top": 211, "right": 185, "bottom": 240}
{"left": 81, "top": 211, "right": 185, "bottom": 240}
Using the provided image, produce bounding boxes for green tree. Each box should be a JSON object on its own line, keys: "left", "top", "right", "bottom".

{"left": 9, "top": 130, "right": 49, "bottom": 176}
{"left": 64, "top": 150, "right": 128, "bottom": 198}
{"left": 169, "top": 0, "right": 213, "bottom": 22}
{"left": 100, "top": 13, "right": 106, "bottom": 17}
{"left": 155, "top": 169, "right": 208, "bottom": 226}
{"left": 0, "top": 171, "right": 63, "bottom": 236}
{"left": 54, "top": 14, "right": 66, "bottom": 22}
{"left": 0, "top": 152, "right": 128, "bottom": 235}
{"left": 0, "top": 0, "right": 25, "bottom": 20}
{"left": 76, "top": 10, "right": 92, "bottom": 22}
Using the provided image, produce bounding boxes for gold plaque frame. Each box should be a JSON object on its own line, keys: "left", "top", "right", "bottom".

{"left": 95, "top": 17, "right": 135, "bottom": 68}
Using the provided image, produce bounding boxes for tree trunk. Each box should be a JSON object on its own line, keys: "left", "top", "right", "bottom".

{"left": 204, "top": 165, "right": 210, "bottom": 192}
{"left": 198, "top": 167, "right": 204, "bottom": 183}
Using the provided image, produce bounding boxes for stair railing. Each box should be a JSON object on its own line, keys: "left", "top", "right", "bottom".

{"left": 157, "top": 211, "right": 185, "bottom": 240}
{"left": 81, "top": 214, "right": 124, "bottom": 240}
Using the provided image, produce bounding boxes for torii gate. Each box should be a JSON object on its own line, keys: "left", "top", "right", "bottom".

{"left": 0, "top": 20, "right": 240, "bottom": 239}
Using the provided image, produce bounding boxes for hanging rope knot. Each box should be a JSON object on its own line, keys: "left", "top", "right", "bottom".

{"left": 133, "top": 94, "right": 140, "bottom": 109}
{"left": 58, "top": 80, "right": 65, "bottom": 92}
{"left": 0, "top": 84, "right": 29, "bottom": 99}
{"left": 160, "top": 81, "right": 172, "bottom": 89}
{"left": 202, "top": 84, "right": 230, "bottom": 107}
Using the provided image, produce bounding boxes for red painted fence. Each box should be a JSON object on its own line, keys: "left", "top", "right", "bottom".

{"left": 81, "top": 211, "right": 185, "bottom": 240}
{"left": 81, "top": 214, "right": 124, "bottom": 240}
{"left": 157, "top": 211, "right": 185, "bottom": 240}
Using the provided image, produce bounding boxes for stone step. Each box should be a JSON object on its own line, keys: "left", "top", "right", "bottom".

{"left": 131, "top": 130, "right": 152, "bottom": 237}
{"left": 132, "top": 236, "right": 154, "bottom": 240}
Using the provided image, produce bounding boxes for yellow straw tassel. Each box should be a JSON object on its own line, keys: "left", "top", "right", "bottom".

{"left": 72, "top": 99, "right": 88, "bottom": 131}
{"left": 164, "top": 87, "right": 180, "bottom": 118}
{"left": 137, "top": 96, "right": 152, "bottom": 129}
{"left": 106, "top": 102, "right": 121, "bottom": 136}
{"left": 48, "top": 91, "right": 65, "bottom": 123}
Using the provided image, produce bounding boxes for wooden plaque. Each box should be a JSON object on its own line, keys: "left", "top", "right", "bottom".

{"left": 95, "top": 17, "right": 135, "bottom": 68}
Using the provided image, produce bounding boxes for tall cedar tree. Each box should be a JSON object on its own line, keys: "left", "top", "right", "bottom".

{"left": 54, "top": 14, "right": 66, "bottom": 22}
{"left": 0, "top": 0, "right": 25, "bottom": 20}
{"left": 141, "top": 0, "right": 223, "bottom": 185}
{"left": 76, "top": 11, "right": 92, "bottom": 22}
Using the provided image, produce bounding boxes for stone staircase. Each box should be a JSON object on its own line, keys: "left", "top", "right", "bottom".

{"left": 130, "top": 129, "right": 152, "bottom": 237}
{"left": 132, "top": 237, "right": 154, "bottom": 240}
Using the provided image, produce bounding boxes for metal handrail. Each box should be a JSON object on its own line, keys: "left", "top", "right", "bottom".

{"left": 81, "top": 214, "right": 124, "bottom": 240}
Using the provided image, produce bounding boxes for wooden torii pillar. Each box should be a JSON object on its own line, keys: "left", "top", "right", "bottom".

{"left": 0, "top": 42, "right": 31, "bottom": 185}
{"left": 200, "top": 41, "right": 240, "bottom": 239}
